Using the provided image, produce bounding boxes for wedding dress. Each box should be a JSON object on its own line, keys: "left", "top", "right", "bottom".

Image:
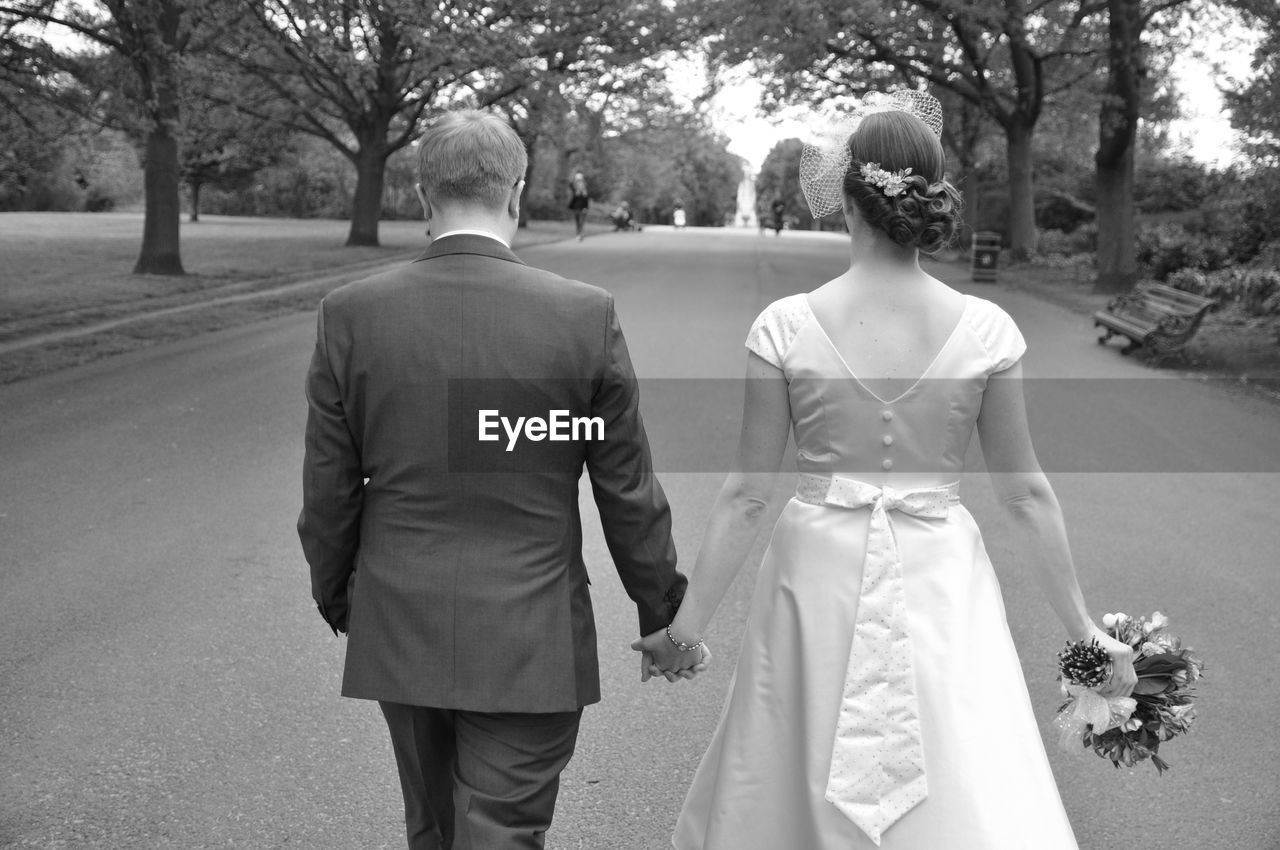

{"left": 672, "top": 292, "right": 1078, "bottom": 850}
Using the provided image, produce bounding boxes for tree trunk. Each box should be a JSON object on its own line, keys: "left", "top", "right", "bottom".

{"left": 1094, "top": 0, "right": 1143, "bottom": 293}
{"left": 584, "top": 107, "right": 605, "bottom": 175}
{"left": 129, "top": 0, "right": 185, "bottom": 277}
{"left": 134, "top": 123, "right": 185, "bottom": 275}
{"left": 1095, "top": 145, "right": 1138, "bottom": 292}
{"left": 955, "top": 166, "right": 980, "bottom": 250}
{"left": 518, "top": 129, "right": 538, "bottom": 229}
{"left": 347, "top": 142, "right": 388, "bottom": 247}
{"left": 190, "top": 180, "right": 201, "bottom": 223}
{"left": 942, "top": 98, "right": 984, "bottom": 250}
{"left": 516, "top": 98, "right": 546, "bottom": 229}
{"left": 1004, "top": 119, "right": 1037, "bottom": 261}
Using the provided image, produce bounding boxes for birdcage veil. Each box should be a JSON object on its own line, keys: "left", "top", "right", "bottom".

{"left": 799, "top": 91, "right": 944, "bottom": 219}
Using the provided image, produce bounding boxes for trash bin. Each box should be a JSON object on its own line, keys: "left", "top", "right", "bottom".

{"left": 971, "top": 231, "right": 1001, "bottom": 282}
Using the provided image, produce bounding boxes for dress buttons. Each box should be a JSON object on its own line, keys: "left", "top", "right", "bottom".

{"left": 882, "top": 435, "right": 894, "bottom": 446}
{"left": 882, "top": 459, "right": 894, "bottom": 470}
{"left": 881, "top": 410, "right": 894, "bottom": 421}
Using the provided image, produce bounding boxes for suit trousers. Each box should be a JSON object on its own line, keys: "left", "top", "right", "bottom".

{"left": 379, "top": 701, "right": 583, "bottom": 850}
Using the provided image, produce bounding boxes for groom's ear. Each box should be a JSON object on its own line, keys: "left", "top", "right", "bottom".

{"left": 507, "top": 179, "right": 525, "bottom": 220}
{"left": 415, "top": 183, "right": 431, "bottom": 220}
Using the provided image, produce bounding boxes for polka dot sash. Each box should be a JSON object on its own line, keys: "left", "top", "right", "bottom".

{"left": 795, "top": 473, "right": 959, "bottom": 845}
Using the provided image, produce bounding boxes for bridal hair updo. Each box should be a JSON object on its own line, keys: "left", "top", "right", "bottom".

{"left": 842, "top": 111, "right": 961, "bottom": 253}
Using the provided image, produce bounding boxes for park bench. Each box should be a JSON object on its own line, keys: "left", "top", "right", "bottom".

{"left": 1093, "top": 281, "right": 1217, "bottom": 361}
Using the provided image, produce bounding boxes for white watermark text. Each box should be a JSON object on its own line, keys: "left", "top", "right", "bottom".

{"left": 478, "top": 409, "right": 605, "bottom": 451}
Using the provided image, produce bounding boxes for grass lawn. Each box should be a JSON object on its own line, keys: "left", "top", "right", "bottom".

{"left": 0, "top": 211, "right": 585, "bottom": 383}
{"left": 1, "top": 212, "right": 432, "bottom": 324}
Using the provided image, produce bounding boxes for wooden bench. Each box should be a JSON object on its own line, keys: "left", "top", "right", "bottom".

{"left": 1093, "top": 282, "right": 1217, "bottom": 361}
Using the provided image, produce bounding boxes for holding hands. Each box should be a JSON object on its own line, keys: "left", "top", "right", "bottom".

{"left": 631, "top": 626, "right": 712, "bottom": 683}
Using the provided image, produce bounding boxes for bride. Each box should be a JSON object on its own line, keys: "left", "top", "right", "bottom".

{"left": 633, "top": 92, "right": 1138, "bottom": 849}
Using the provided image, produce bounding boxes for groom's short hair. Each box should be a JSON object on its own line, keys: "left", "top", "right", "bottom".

{"left": 417, "top": 110, "right": 527, "bottom": 209}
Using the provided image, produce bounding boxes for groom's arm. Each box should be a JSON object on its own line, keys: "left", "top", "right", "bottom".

{"left": 297, "top": 301, "right": 363, "bottom": 635}
{"left": 585, "top": 297, "right": 686, "bottom": 636}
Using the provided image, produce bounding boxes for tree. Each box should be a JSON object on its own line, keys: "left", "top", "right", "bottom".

{"left": 755, "top": 139, "right": 809, "bottom": 229}
{"left": 1, "top": 0, "right": 233, "bottom": 274}
{"left": 225, "top": 2, "right": 452, "bottom": 246}
{"left": 181, "top": 104, "right": 293, "bottom": 222}
{"left": 709, "top": 0, "right": 1109, "bottom": 259}
{"left": 224, "top": 1, "right": 696, "bottom": 242}
{"left": 936, "top": 88, "right": 998, "bottom": 244}
{"left": 669, "top": 127, "right": 743, "bottom": 227}
{"left": 470, "top": 2, "right": 689, "bottom": 227}
{"left": 0, "top": 26, "right": 80, "bottom": 209}
{"left": 607, "top": 113, "right": 742, "bottom": 226}
{"left": 227, "top": 0, "right": 531, "bottom": 246}
{"left": 1223, "top": 11, "right": 1279, "bottom": 164}
{"left": 1093, "top": 0, "right": 1192, "bottom": 293}
{"left": 180, "top": 59, "right": 295, "bottom": 221}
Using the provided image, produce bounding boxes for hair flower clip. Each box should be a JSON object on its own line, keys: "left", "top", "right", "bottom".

{"left": 860, "top": 163, "right": 912, "bottom": 198}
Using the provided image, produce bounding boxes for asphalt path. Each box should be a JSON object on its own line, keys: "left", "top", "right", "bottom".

{"left": 2, "top": 227, "right": 1278, "bottom": 849}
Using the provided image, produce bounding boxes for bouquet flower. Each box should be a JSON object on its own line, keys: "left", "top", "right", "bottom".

{"left": 1054, "top": 611, "right": 1202, "bottom": 773}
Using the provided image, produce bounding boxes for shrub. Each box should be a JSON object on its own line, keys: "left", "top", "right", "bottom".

{"left": 1036, "top": 194, "right": 1094, "bottom": 233}
{"left": 1168, "top": 267, "right": 1280, "bottom": 316}
{"left": 84, "top": 186, "right": 115, "bottom": 212}
{"left": 1165, "top": 267, "right": 1210, "bottom": 295}
{"left": 1252, "top": 241, "right": 1280, "bottom": 271}
{"left": 1042, "top": 253, "right": 1094, "bottom": 271}
{"left": 1067, "top": 223, "right": 1097, "bottom": 254}
{"left": 1135, "top": 222, "right": 1235, "bottom": 280}
{"left": 1036, "top": 228, "right": 1077, "bottom": 256}
{"left": 1240, "top": 270, "right": 1280, "bottom": 316}
{"left": 1033, "top": 227, "right": 1095, "bottom": 274}
{"left": 1134, "top": 155, "right": 1218, "bottom": 214}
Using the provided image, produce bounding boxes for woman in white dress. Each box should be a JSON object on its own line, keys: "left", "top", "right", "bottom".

{"left": 637, "top": 93, "right": 1138, "bottom": 849}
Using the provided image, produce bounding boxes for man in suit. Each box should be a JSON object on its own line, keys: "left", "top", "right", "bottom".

{"left": 298, "top": 109, "right": 705, "bottom": 850}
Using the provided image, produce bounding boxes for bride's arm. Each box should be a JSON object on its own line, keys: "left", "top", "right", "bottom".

{"left": 665, "top": 351, "right": 792, "bottom": 644}
{"left": 976, "top": 362, "right": 1136, "bottom": 697}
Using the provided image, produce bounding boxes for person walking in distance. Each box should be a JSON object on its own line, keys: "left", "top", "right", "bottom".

{"left": 568, "top": 171, "right": 590, "bottom": 241}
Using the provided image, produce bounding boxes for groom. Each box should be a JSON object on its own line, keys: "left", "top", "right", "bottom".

{"left": 298, "top": 109, "right": 702, "bottom": 850}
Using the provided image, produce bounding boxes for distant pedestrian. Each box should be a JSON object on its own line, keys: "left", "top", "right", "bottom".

{"left": 770, "top": 199, "right": 786, "bottom": 235}
{"left": 610, "top": 200, "right": 635, "bottom": 231}
{"left": 568, "top": 172, "right": 590, "bottom": 241}
{"left": 673, "top": 201, "right": 687, "bottom": 229}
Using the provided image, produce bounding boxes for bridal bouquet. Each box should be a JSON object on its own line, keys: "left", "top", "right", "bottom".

{"left": 1054, "top": 611, "right": 1202, "bottom": 773}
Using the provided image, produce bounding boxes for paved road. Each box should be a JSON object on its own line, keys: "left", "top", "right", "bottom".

{"left": 2, "top": 227, "right": 1277, "bottom": 848}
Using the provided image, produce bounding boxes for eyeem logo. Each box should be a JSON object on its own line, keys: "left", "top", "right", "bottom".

{"left": 478, "top": 409, "right": 605, "bottom": 452}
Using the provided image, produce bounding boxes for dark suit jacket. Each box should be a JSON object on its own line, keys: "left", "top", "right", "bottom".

{"left": 298, "top": 234, "right": 685, "bottom": 712}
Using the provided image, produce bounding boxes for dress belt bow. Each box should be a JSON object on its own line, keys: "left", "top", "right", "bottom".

{"left": 795, "top": 473, "right": 959, "bottom": 845}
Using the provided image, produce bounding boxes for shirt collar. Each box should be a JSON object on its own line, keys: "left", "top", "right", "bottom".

{"left": 431, "top": 228, "right": 510, "bottom": 248}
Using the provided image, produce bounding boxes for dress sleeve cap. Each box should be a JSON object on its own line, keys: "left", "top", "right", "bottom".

{"left": 745, "top": 295, "right": 808, "bottom": 369}
{"left": 745, "top": 309, "right": 783, "bottom": 368}
{"left": 975, "top": 300, "right": 1027, "bottom": 373}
